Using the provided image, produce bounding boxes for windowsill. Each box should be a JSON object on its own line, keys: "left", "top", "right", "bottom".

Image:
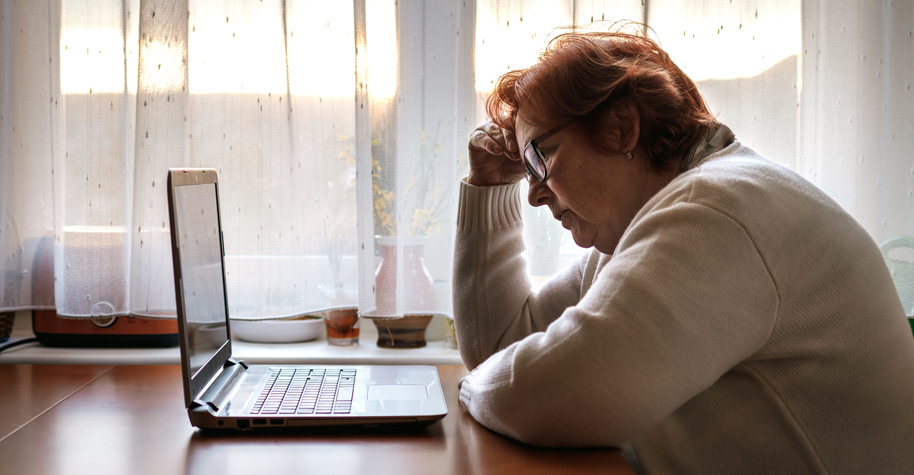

{"left": 0, "top": 313, "right": 464, "bottom": 366}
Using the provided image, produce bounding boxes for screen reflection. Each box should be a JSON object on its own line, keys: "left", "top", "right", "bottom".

{"left": 174, "top": 182, "right": 230, "bottom": 378}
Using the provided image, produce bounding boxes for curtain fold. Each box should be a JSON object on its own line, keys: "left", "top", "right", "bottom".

{"left": 355, "top": 0, "right": 464, "bottom": 319}
{"left": 1, "top": 0, "right": 58, "bottom": 313}
{"left": 129, "top": 0, "right": 183, "bottom": 318}
{"left": 800, "top": 0, "right": 914, "bottom": 313}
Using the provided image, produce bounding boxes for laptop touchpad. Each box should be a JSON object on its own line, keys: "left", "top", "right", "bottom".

{"left": 367, "top": 385, "right": 428, "bottom": 401}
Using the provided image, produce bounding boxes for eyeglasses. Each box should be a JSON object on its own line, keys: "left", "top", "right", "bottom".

{"left": 523, "top": 128, "right": 561, "bottom": 182}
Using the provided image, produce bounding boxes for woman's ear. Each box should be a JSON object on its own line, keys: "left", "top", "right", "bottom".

{"left": 602, "top": 100, "right": 640, "bottom": 153}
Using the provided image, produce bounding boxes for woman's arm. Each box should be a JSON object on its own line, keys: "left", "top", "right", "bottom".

{"left": 458, "top": 200, "right": 778, "bottom": 447}
{"left": 452, "top": 179, "right": 594, "bottom": 369}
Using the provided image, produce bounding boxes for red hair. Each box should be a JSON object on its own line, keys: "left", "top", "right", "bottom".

{"left": 487, "top": 23, "right": 716, "bottom": 171}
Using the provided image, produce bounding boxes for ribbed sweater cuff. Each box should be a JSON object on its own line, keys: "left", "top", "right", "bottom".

{"left": 457, "top": 178, "right": 523, "bottom": 234}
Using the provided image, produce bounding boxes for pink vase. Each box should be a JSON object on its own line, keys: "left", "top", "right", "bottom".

{"left": 372, "top": 237, "right": 437, "bottom": 348}
{"left": 374, "top": 236, "right": 437, "bottom": 316}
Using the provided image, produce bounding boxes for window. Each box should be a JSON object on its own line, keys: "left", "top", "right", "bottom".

{"left": 2, "top": 0, "right": 912, "bottom": 320}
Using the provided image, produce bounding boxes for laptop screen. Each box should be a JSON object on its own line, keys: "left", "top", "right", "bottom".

{"left": 173, "top": 180, "right": 230, "bottom": 379}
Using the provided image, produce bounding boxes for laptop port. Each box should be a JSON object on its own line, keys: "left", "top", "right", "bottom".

{"left": 252, "top": 419, "right": 267, "bottom": 425}
{"left": 236, "top": 419, "right": 250, "bottom": 429}
{"left": 270, "top": 419, "right": 283, "bottom": 426}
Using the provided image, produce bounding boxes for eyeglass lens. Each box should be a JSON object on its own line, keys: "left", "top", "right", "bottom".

{"left": 524, "top": 142, "right": 546, "bottom": 181}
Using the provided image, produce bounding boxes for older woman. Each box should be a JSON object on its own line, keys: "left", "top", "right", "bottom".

{"left": 453, "top": 28, "right": 914, "bottom": 473}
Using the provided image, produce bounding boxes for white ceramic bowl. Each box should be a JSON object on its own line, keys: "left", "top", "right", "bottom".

{"left": 232, "top": 315, "right": 324, "bottom": 343}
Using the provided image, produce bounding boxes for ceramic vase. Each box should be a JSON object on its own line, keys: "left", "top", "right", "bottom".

{"left": 372, "top": 236, "right": 437, "bottom": 347}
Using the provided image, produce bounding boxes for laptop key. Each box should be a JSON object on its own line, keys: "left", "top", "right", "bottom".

{"left": 247, "top": 367, "right": 359, "bottom": 416}
{"left": 337, "top": 386, "right": 354, "bottom": 401}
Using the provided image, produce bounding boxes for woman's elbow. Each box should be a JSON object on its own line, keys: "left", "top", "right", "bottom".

{"left": 458, "top": 342, "right": 487, "bottom": 369}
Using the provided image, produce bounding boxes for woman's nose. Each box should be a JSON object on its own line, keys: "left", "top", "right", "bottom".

{"left": 527, "top": 179, "right": 551, "bottom": 207}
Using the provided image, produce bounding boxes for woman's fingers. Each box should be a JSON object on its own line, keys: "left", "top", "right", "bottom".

{"left": 469, "top": 128, "right": 503, "bottom": 155}
{"left": 485, "top": 123, "right": 520, "bottom": 160}
{"left": 484, "top": 136, "right": 504, "bottom": 154}
{"left": 470, "top": 123, "right": 517, "bottom": 157}
{"left": 503, "top": 128, "right": 520, "bottom": 160}
{"left": 469, "top": 129, "right": 502, "bottom": 154}
{"left": 484, "top": 122, "right": 505, "bottom": 142}
{"left": 466, "top": 122, "right": 526, "bottom": 186}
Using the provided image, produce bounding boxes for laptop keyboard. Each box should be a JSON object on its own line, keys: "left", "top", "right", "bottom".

{"left": 251, "top": 368, "right": 357, "bottom": 415}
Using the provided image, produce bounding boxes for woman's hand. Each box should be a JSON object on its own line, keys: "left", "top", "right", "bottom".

{"left": 467, "top": 122, "right": 526, "bottom": 186}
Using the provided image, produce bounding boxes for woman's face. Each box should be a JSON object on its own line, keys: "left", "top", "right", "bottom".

{"left": 515, "top": 109, "right": 675, "bottom": 254}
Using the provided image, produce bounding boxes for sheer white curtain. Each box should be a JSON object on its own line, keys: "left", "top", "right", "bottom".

{"left": 799, "top": 0, "right": 914, "bottom": 313}
{"left": 0, "top": 0, "right": 467, "bottom": 323}
{"left": 354, "top": 0, "right": 469, "bottom": 319}
{"left": 2, "top": 0, "right": 912, "bottom": 322}
{"left": 474, "top": 0, "right": 914, "bottom": 314}
{"left": 1, "top": 0, "right": 60, "bottom": 314}
{"left": 1, "top": 0, "right": 368, "bottom": 321}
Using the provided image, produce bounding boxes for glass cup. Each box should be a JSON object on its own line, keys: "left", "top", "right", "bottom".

{"left": 324, "top": 307, "right": 360, "bottom": 345}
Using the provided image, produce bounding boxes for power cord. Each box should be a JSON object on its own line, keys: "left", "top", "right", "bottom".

{"left": 0, "top": 337, "right": 39, "bottom": 353}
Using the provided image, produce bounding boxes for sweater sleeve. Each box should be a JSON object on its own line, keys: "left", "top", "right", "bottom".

{"left": 458, "top": 200, "right": 779, "bottom": 448}
{"left": 453, "top": 179, "right": 593, "bottom": 369}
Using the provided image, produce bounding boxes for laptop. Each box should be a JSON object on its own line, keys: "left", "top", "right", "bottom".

{"left": 166, "top": 168, "right": 447, "bottom": 430}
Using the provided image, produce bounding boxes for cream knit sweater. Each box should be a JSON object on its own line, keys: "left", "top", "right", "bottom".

{"left": 453, "top": 141, "right": 914, "bottom": 474}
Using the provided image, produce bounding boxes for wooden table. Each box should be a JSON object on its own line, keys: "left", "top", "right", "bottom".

{"left": 0, "top": 365, "right": 634, "bottom": 475}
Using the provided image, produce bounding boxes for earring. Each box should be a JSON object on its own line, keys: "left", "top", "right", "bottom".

{"left": 625, "top": 151, "right": 633, "bottom": 160}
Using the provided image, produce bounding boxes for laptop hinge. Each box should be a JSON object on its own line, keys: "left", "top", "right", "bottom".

{"left": 197, "top": 359, "right": 248, "bottom": 411}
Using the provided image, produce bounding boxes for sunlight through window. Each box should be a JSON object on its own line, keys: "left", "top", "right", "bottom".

{"left": 473, "top": 0, "right": 801, "bottom": 94}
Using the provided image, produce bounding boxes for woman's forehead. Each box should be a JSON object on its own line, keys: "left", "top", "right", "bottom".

{"left": 514, "top": 111, "right": 538, "bottom": 146}
{"left": 516, "top": 110, "right": 563, "bottom": 148}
